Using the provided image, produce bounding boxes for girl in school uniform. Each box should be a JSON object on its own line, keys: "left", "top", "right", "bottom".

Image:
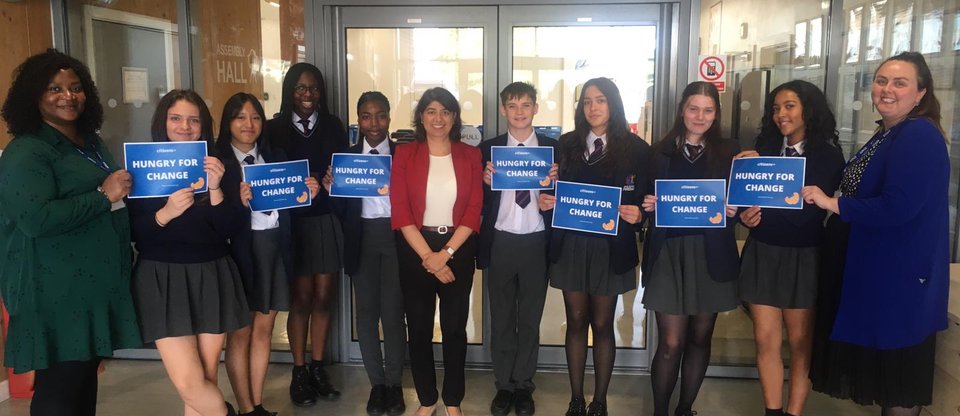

{"left": 641, "top": 81, "right": 739, "bottom": 416}
{"left": 737, "top": 80, "right": 844, "bottom": 416}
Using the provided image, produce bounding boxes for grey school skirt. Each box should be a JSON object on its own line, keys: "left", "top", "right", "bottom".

{"left": 245, "top": 228, "right": 290, "bottom": 313}
{"left": 642, "top": 234, "right": 739, "bottom": 315}
{"left": 549, "top": 233, "right": 638, "bottom": 296}
{"left": 292, "top": 213, "right": 343, "bottom": 277}
{"left": 133, "top": 256, "right": 251, "bottom": 343}
{"left": 738, "top": 237, "right": 819, "bottom": 309}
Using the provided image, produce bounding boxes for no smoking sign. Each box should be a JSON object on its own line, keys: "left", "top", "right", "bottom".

{"left": 698, "top": 55, "right": 726, "bottom": 93}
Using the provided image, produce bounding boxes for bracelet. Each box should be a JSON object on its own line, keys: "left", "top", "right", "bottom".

{"left": 155, "top": 212, "right": 168, "bottom": 228}
{"left": 208, "top": 186, "right": 221, "bottom": 191}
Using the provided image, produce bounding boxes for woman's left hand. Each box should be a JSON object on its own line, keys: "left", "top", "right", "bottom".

{"left": 618, "top": 204, "right": 642, "bottom": 224}
{"left": 203, "top": 156, "right": 225, "bottom": 190}
{"left": 422, "top": 251, "right": 450, "bottom": 275}
{"left": 801, "top": 185, "right": 839, "bottom": 214}
{"left": 306, "top": 176, "right": 320, "bottom": 199}
{"left": 433, "top": 265, "right": 456, "bottom": 284}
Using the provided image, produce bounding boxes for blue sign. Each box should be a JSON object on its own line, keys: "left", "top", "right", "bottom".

{"left": 552, "top": 181, "right": 622, "bottom": 236}
{"left": 490, "top": 146, "right": 554, "bottom": 191}
{"left": 125, "top": 141, "right": 207, "bottom": 198}
{"left": 655, "top": 179, "right": 727, "bottom": 228}
{"left": 329, "top": 153, "right": 392, "bottom": 198}
{"left": 243, "top": 160, "right": 311, "bottom": 212}
{"left": 727, "top": 157, "right": 805, "bottom": 209}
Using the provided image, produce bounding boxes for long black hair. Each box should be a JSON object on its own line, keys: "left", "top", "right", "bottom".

{"left": 652, "top": 81, "right": 728, "bottom": 176}
{"left": 2, "top": 49, "right": 103, "bottom": 136}
{"left": 877, "top": 51, "right": 943, "bottom": 134}
{"left": 277, "top": 62, "right": 329, "bottom": 121}
{"left": 756, "top": 80, "right": 840, "bottom": 154}
{"left": 150, "top": 89, "right": 216, "bottom": 153}
{"left": 215, "top": 92, "right": 267, "bottom": 161}
{"left": 558, "top": 77, "right": 631, "bottom": 174}
{"left": 412, "top": 87, "right": 462, "bottom": 142}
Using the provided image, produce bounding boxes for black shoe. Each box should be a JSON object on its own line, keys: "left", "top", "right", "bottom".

{"left": 490, "top": 389, "right": 514, "bottom": 416}
{"left": 290, "top": 365, "right": 318, "bottom": 406}
{"left": 253, "top": 405, "right": 277, "bottom": 416}
{"left": 367, "top": 384, "right": 387, "bottom": 415}
{"left": 385, "top": 385, "right": 406, "bottom": 416}
{"left": 225, "top": 401, "right": 237, "bottom": 416}
{"left": 765, "top": 409, "right": 784, "bottom": 416}
{"left": 565, "top": 397, "right": 587, "bottom": 416}
{"left": 308, "top": 362, "right": 342, "bottom": 400}
{"left": 586, "top": 401, "right": 607, "bottom": 416}
{"left": 514, "top": 389, "right": 535, "bottom": 415}
{"left": 674, "top": 410, "right": 698, "bottom": 416}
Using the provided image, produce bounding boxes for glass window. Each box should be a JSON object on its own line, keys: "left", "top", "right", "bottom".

{"left": 920, "top": 8, "right": 944, "bottom": 54}
{"left": 847, "top": 7, "right": 864, "bottom": 63}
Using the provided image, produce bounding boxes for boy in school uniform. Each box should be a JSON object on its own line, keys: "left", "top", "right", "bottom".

{"left": 323, "top": 92, "right": 406, "bottom": 416}
{"left": 479, "top": 82, "right": 558, "bottom": 416}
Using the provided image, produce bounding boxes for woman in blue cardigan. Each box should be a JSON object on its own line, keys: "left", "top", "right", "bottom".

{"left": 802, "top": 52, "right": 949, "bottom": 416}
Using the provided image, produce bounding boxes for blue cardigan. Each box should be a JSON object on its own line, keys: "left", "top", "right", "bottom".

{"left": 832, "top": 117, "right": 950, "bottom": 350}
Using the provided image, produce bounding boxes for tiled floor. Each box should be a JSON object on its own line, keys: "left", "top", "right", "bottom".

{"left": 0, "top": 359, "right": 883, "bottom": 415}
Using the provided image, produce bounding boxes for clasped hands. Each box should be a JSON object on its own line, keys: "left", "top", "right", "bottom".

{"left": 421, "top": 251, "right": 455, "bottom": 283}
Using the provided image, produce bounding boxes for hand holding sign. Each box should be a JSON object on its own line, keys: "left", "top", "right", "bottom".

{"left": 156, "top": 187, "right": 196, "bottom": 226}
{"left": 101, "top": 169, "right": 132, "bottom": 203}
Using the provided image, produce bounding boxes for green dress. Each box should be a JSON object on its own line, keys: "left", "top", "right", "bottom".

{"left": 0, "top": 124, "right": 142, "bottom": 373}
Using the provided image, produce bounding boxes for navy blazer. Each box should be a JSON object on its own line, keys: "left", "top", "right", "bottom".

{"left": 330, "top": 139, "right": 398, "bottom": 276}
{"left": 476, "top": 133, "right": 558, "bottom": 269}
{"left": 831, "top": 117, "right": 950, "bottom": 350}
{"left": 219, "top": 141, "right": 294, "bottom": 284}
{"left": 641, "top": 138, "right": 740, "bottom": 286}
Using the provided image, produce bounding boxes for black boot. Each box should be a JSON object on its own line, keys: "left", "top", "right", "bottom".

{"left": 309, "top": 361, "right": 342, "bottom": 400}
{"left": 586, "top": 400, "right": 607, "bottom": 416}
{"left": 385, "top": 384, "right": 406, "bottom": 416}
{"left": 367, "top": 384, "right": 387, "bottom": 415}
{"left": 290, "top": 365, "right": 318, "bottom": 406}
{"left": 565, "top": 396, "right": 587, "bottom": 416}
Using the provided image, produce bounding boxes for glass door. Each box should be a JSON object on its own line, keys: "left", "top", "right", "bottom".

{"left": 333, "top": 3, "right": 676, "bottom": 371}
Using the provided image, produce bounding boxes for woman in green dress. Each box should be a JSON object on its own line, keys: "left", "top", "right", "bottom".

{"left": 0, "top": 49, "right": 142, "bottom": 416}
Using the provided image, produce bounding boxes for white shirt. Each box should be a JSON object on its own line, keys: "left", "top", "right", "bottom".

{"left": 423, "top": 154, "right": 456, "bottom": 227}
{"left": 781, "top": 137, "right": 805, "bottom": 156}
{"left": 585, "top": 131, "right": 607, "bottom": 159}
{"left": 292, "top": 111, "right": 319, "bottom": 135}
{"left": 495, "top": 131, "right": 545, "bottom": 234}
{"left": 232, "top": 144, "right": 280, "bottom": 230}
{"left": 360, "top": 138, "right": 392, "bottom": 219}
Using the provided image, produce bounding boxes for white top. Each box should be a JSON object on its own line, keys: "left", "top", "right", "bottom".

{"left": 232, "top": 144, "right": 280, "bottom": 230}
{"left": 361, "top": 139, "right": 392, "bottom": 219}
{"left": 423, "top": 154, "right": 456, "bottom": 227}
{"left": 781, "top": 137, "right": 806, "bottom": 156}
{"left": 495, "top": 131, "right": 545, "bottom": 234}
{"left": 585, "top": 131, "right": 607, "bottom": 158}
{"left": 292, "top": 111, "right": 319, "bottom": 135}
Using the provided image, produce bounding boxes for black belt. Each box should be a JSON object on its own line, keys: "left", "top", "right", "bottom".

{"left": 421, "top": 225, "right": 453, "bottom": 234}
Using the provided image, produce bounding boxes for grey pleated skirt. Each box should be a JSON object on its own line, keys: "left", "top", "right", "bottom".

{"left": 133, "top": 256, "right": 251, "bottom": 343}
{"left": 642, "top": 234, "right": 739, "bottom": 315}
{"left": 738, "top": 237, "right": 819, "bottom": 309}
{"left": 246, "top": 228, "right": 290, "bottom": 313}
{"left": 292, "top": 213, "right": 343, "bottom": 277}
{"left": 549, "top": 233, "right": 638, "bottom": 296}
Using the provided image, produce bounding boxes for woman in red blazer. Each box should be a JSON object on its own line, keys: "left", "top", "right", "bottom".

{"left": 390, "top": 87, "right": 483, "bottom": 416}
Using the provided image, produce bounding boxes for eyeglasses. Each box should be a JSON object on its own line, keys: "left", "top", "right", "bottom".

{"left": 294, "top": 85, "right": 320, "bottom": 94}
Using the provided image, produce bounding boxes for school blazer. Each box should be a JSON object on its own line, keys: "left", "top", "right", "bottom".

{"left": 330, "top": 140, "right": 397, "bottom": 276}
{"left": 390, "top": 140, "right": 483, "bottom": 232}
{"left": 476, "top": 133, "right": 558, "bottom": 269}
{"left": 220, "top": 142, "right": 294, "bottom": 283}
{"left": 641, "top": 138, "right": 740, "bottom": 286}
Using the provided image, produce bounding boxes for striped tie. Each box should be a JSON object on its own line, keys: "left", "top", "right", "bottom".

{"left": 515, "top": 143, "right": 531, "bottom": 208}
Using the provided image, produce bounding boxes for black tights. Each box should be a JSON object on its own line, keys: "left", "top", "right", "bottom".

{"left": 31, "top": 359, "right": 101, "bottom": 416}
{"left": 881, "top": 407, "right": 921, "bottom": 416}
{"left": 563, "top": 291, "right": 618, "bottom": 403}
{"left": 650, "top": 312, "right": 718, "bottom": 416}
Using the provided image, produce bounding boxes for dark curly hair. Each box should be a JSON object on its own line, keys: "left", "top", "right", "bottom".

{"left": 150, "top": 89, "right": 216, "bottom": 153}
{"left": 215, "top": 92, "right": 267, "bottom": 159}
{"left": 756, "top": 80, "right": 840, "bottom": 153}
{"left": 558, "top": 77, "right": 632, "bottom": 175}
{"left": 412, "top": 87, "right": 462, "bottom": 142}
{"left": 1, "top": 49, "right": 103, "bottom": 136}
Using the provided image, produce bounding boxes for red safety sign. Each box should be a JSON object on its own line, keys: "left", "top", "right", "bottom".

{"left": 698, "top": 55, "right": 726, "bottom": 92}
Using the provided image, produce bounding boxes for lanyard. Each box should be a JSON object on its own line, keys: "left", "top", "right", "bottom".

{"left": 75, "top": 146, "right": 112, "bottom": 173}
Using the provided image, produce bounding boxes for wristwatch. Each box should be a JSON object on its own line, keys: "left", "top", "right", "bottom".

{"left": 96, "top": 186, "right": 109, "bottom": 199}
{"left": 442, "top": 245, "right": 456, "bottom": 258}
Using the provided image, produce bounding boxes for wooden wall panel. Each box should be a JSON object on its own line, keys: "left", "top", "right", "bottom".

{"left": 279, "top": 0, "right": 305, "bottom": 64}
{"left": 196, "top": 0, "right": 264, "bottom": 124}
{"left": 0, "top": 1, "right": 54, "bottom": 150}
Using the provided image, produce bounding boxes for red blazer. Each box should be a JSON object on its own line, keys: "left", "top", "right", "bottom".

{"left": 390, "top": 140, "right": 483, "bottom": 231}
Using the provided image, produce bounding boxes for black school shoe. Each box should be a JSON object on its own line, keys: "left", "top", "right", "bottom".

{"left": 565, "top": 396, "right": 587, "bottom": 416}
{"left": 385, "top": 384, "right": 406, "bottom": 416}
{"left": 367, "top": 384, "right": 387, "bottom": 415}
{"left": 586, "top": 400, "right": 607, "bottom": 416}
{"left": 514, "top": 389, "right": 535, "bottom": 415}
{"left": 491, "top": 389, "right": 514, "bottom": 416}
{"left": 309, "top": 361, "right": 342, "bottom": 400}
{"left": 289, "top": 365, "right": 318, "bottom": 406}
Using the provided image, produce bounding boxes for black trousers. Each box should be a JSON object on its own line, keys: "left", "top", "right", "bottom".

{"left": 397, "top": 229, "right": 477, "bottom": 407}
{"left": 31, "top": 358, "right": 102, "bottom": 416}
